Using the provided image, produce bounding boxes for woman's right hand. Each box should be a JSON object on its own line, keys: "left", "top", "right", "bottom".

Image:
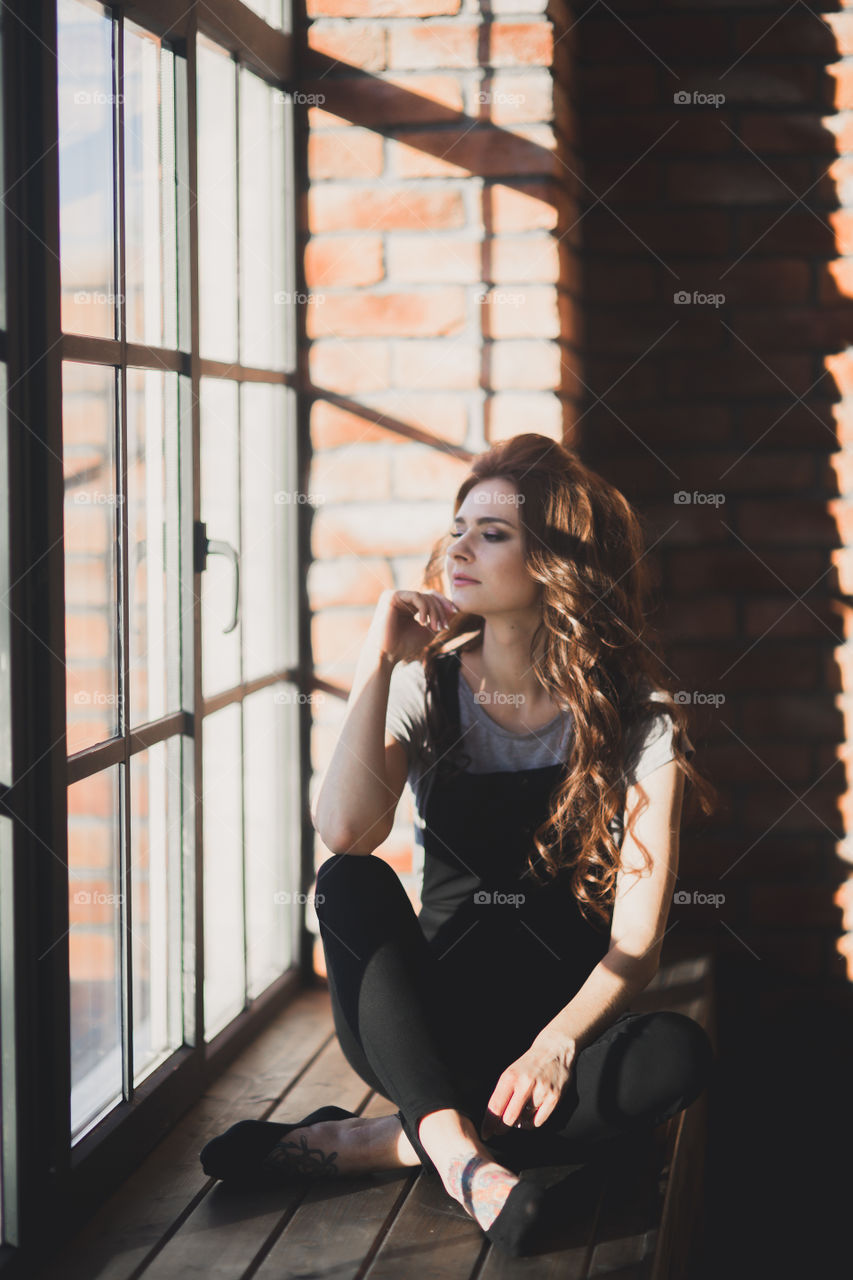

{"left": 372, "top": 589, "right": 459, "bottom": 665}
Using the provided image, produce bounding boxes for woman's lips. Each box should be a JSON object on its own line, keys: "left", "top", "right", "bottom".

{"left": 453, "top": 576, "right": 479, "bottom": 584}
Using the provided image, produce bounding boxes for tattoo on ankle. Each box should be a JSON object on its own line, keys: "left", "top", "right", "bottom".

{"left": 262, "top": 1133, "right": 341, "bottom": 1179}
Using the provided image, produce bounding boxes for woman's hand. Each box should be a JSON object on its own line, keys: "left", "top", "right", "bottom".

{"left": 480, "top": 1037, "right": 577, "bottom": 1140}
{"left": 370, "top": 588, "right": 459, "bottom": 665}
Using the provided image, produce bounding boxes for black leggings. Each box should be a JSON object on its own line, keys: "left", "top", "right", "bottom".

{"left": 314, "top": 853, "right": 715, "bottom": 1174}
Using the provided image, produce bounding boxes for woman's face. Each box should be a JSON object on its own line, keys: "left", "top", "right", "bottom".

{"left": 444, "top": 479, "right": 541, "bottom": 616}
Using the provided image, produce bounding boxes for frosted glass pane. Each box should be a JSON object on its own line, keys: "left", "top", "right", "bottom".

{"left": 203, "top": 703, "right": 244, "bottom": 1037}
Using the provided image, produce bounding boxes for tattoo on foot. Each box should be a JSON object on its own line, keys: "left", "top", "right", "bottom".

{"left": 261, "top": 1132, "right": 341, "bottom": 1179}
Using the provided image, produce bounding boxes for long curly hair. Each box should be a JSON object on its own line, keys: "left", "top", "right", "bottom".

{"left": 414, "top": 433, "right": 719, "bottom": 929}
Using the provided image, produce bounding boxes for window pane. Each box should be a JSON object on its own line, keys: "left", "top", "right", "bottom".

{"left": 239, "top": 69, "right": 286, "bottom": 370}
{"left": 240, "top": 0, "right": 284, "bottom": 27}
{"left": 203, "top": 703, "right": 244, "bottom": 1037}
{"left": 124, "top": 24, "right": 178, "bottom": 349}
{"left": 0, "top": 364, "right": 9, "bottom": 783}
{"left": 200, "top": 377, "right": 241, "bottom": 697}
{"left": 68, "top": 764, "right": 122, "bottom": 1139}
{"left": 63, "top": 361, "right": 120, "bottom": 753}
{"left": 240, "top": 383, "right": 290, "bottom": 682}
{"left": 131, "top": 738, "right": 184, "bottom": 1083}
{"left": 127, "top": 367, "right": 182, "bottom": 726}
{"left": 57, "top": 0, "right": 116, "bottom": 339}
{"left": 197, "top": 40, "right": 236, "bottom": 363}
{"left": 245, "top": 683, "right": 299, "bottom": 998}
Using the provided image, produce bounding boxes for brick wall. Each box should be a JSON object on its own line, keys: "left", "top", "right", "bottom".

{"left": 299, "top": 0, "right": 853, "bottom": 1023}
{"left": 300, "top": 0, "right": 582, "bottom": 973}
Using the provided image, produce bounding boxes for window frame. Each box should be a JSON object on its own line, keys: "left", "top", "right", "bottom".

{"left": 0, "top": 0, "right": 313, "bottom": 1270}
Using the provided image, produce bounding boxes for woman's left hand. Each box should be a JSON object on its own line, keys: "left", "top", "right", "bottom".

{"left": 480, "top": 1037, "right": 577, "bottom": 1140}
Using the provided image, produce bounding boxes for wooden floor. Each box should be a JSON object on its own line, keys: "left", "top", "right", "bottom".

{"left": 31, "top": 956, "right": 714, "bottom": 1280}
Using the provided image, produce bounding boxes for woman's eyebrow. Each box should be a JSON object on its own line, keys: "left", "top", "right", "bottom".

{"left": 453, "top": 515, "right": 515, "bottom": 527}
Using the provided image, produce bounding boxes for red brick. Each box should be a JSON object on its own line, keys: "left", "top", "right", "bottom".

{"left": 489, "top": 234, "right": 560, "bottom": 283}
{"left": 479, "top": 284, "right": 560, "bottom": 339}
{"left": 307, "top": 0, "right": 461, "bottom": 14}
{"left": 308, "top": 555, "right": 394, "bottom": 608}
{"left": 389, "top": 125, "right": 556, "bottom": 178}
{"left": 486, "top": 180, "right": 559, "bottom": 231}
{"left": 820, "top": 256, "right": 853, "bottom": 302}
{"left": 658, "top": 596, "right": 738, "bottom": 639}
{"left": 385, "top": 234, "right": 482, "bottom": 283}
{"left": 664, "top": 353, "right": 814, "bottom": 399}
{"left": 390, "top": 441, "right": 471, "bottom": 499}
{"left": 304, "top": 235, "right": 384, "bottom": 288}
{"left": 664, "top": 160, "right": 814, "bottom": 205}
{"left": 576, "top": 64, "right": 658, "bottom": 108}
{"left": 826, "top": 12, "right": 853, "bottom": 54}
{"left": 490, "top": 339, "right": 560, "bottom": 390}
{"left": 306, "top": 289, "right": 466, "bottom": 338}
{"left": 585, "top": 111, "right": 730, "bottom": 156}
{"left": 716, "top": 259, "right": 811, "bottom": 305}
{"left": 739, "top": 499, "right": 838, "bottom": 546}
{"left": 489, "top": 21, "right": 554, "bottom": 66}
{"left": 669, "top": 548, "right": 826, "bottom": 595}
{"left": 391, "top": 340, "right": 480, "bottom": 389}
{"left": 487, "top": 391, "right": 562, "bottom": 439}
{"left": 388, "top": 22, "right": 480, "bottom": 70}
{"left": 583, "top": 210, "right": 730, "bottom": 257}
{"left": 309, "top": 339, "right": 391, "bottom": 393}
{"left": 735, "top": 11, "right": 836, "bottom": 58}
{"left": 308, "top": 184, "right": 465, "bottom": 231}
{"left": 311, "top": 400, "right": 408, "bottom": 447}
{"left": 360, "top": 391, "right": 468, "bottom": 441}
{"left": 581, "top": 13, "right": 731, "bottom": 62}
{"left": 740, "top": 112, "right": 835, "bottom": 156}
{"left": 306, "top": 20, "right": 386, "bottom": 72}
{"left": 736, "top": 208, "right": 834, "bottom": 257}
{"left": 312, "top": 503, "right": 451, "bottom": 561}
{"left": 307, "top": 129, "right": 385, "bottom": 180}
{"left": 744, "top": 596, "right": 839, "bottom": 640}
{"left": 472, "top": 70, "right": 554, "bottom": 124}
{"left": 311, "top": 447, "right": 392, "bottom": 502}
{"left": 306, "top": 73, "right": 465, "bottom": 127}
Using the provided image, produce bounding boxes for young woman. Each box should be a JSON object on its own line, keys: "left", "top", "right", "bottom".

{"left": 201, "top": 433, "right": 719, "bottom": 1256}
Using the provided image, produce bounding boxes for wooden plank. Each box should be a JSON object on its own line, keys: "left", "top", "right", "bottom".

{"left": 136, "top": 1037, "right": 378, "bottom": 1280}
{"left": 364, "top": 1164, "right": 487, "bottom": 1279}
{"left": 252, "top": 1092, "right": 420, "bottom": 1280}
{"left": 585, "top": 1124, "right": 671, "bottom": 1278}
{"left": 31, "top": 989, "right": 342, "bottom": 1280}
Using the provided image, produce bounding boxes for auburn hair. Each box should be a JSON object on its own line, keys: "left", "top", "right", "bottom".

{"left": 414, "top": 433, "right": 719, "bottom": 928}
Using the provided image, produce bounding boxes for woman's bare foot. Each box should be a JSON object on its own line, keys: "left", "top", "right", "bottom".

{"left": 418, "top": 1109, "right": 521, "bottom": 1232}
{"left": 263, "top": 1113, "right": 422, "bottom": 1178}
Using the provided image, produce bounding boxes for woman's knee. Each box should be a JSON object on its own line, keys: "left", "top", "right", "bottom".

{"left": 314, "top": 852, "right": 412, "bottom": 926}
{"left": 642, "top": 1010, "right": 716, "bottom": 1109}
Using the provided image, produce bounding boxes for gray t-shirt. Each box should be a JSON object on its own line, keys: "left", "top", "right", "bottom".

{"left": 385, "top": 657, "right": 695, "bottom": 851}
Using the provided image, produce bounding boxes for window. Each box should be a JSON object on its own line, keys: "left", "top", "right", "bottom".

{"left": 0, "top": 0, "right": 303, "bottom": 1265}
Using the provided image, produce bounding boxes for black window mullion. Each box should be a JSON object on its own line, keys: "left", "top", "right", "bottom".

{"left": 113, "top": 11, "right": 135, "bottom": 1106}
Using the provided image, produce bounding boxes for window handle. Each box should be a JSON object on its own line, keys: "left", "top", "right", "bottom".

{"left": 194, "top": 520, "right": 240, "bottom": 634}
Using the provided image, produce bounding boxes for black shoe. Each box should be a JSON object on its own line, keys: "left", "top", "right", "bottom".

{"left": 200, "top": 1105, "right": 358, "bottom": 1186}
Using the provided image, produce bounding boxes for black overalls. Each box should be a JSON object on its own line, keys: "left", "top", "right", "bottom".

{"left": 315, "top": 649, "right": 714, "bottom": 1174}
